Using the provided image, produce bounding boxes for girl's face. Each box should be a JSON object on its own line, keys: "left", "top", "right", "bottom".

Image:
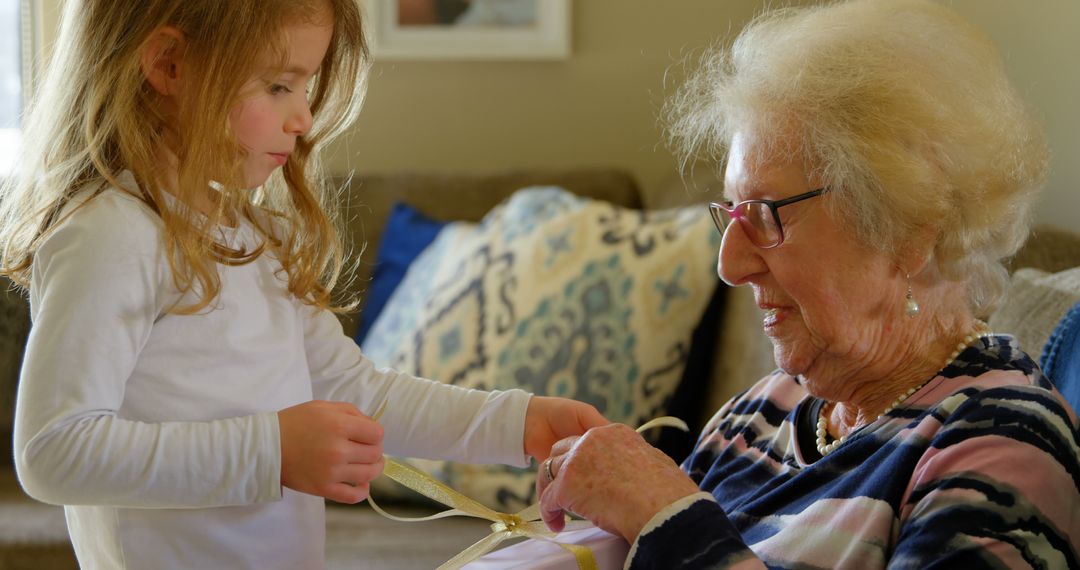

{"left": 229, "top": 18, "right": 333, "bottom": 188}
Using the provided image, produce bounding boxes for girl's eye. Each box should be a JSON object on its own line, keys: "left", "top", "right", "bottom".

{"left": 269, "top": 83, "right": 293, "bottom": 96}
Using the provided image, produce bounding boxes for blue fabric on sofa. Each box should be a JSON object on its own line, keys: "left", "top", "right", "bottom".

{"left": 354, "top": 203, "right": 447, "bottom": 346}
{"left": 1041, "top": 300, "right": 1080, "bottom": 413}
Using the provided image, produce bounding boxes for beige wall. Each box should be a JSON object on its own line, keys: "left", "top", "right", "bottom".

{"left": 329, "top": 0, "right": 768, "bottom": 204}
{"left": 36, "top": 1, "right": 1079, "bottom": 229}
{"left": 336, "top": 0, "right": 1078, "bottom": 229}
{"left": 945, "top": 0, "right": 1079, "bottom": 231}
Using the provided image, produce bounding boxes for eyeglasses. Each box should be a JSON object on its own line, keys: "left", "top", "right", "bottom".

{"left": 709, "top": 188, "right": 827, "bottom": 248}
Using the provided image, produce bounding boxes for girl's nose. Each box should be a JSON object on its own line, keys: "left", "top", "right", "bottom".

{"left": 286, "top": 100, "right": 313, "bottom": 136}
{"left": 717, "top": 221, "right": 768, "bottom": 286}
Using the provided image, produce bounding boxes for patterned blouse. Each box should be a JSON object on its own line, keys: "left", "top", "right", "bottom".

{"left": 629, "top": 335, "right": 1080, "bottom": 569}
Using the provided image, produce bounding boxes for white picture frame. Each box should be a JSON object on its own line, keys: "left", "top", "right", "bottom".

{"left": 362, "top": 0, "right": 571, "bottom": 61}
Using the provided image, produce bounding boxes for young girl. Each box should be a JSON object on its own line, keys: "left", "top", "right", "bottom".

{"left": 0, "top": 1, "right": 606, "bottom": 568}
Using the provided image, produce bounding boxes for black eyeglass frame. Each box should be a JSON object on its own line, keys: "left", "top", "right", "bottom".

{"left": 709, "top": 187, "right": 828, "bottom": 249}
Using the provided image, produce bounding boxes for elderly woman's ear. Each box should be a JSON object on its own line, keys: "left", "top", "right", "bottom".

{"left": 895, "top": 225, "right": 941, "bottom": 279}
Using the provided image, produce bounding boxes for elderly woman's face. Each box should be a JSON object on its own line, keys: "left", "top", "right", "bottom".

{"left": 719, "top": 132, "right": 903, "bottom": 395}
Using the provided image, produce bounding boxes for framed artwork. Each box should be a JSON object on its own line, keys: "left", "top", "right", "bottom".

{"left": 362, "top": 0, "right": 571, "bottom": 60}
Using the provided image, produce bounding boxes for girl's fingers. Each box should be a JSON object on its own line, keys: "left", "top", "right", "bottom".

{"left": 327, "top": 481, "right": 370, "bottom": 504}
{"left": 578, "top": 405, "right": 610, "bottom": 430}
{"left": 336, "top": 457, "right": 385, "bottom": 486}
{"left": 345, "top": 415, "right": 384, "bottom": 444}
{"left": 345, "top": 441, "right": 384, "bottom": 465}
{"left": 331, "top": 401, "right": 366, "bottom": 416}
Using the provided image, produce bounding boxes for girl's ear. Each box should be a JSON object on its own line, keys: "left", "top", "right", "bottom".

{"left": 141, "top": 27, "right": 187, "bottom": 96}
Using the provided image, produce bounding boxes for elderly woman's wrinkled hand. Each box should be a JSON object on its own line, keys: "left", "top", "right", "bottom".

{"left": 535, "top": 423, "right": 702, "bottom": 542}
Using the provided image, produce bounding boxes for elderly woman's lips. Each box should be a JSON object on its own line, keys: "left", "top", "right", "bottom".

{"left": 763, "top": 307, "right": 785, "bottom": 328}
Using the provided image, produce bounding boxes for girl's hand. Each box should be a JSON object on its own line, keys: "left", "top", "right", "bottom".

{"left": 278, "top": 400, "right": 385, "bottom": 504}
{"left": 535, "top": 424, "right": 701, "bottom": 542}
{"left": 523, "top": 396, "right": 609, "bottom": 462}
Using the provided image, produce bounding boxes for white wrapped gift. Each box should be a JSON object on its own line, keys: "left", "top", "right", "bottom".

{"left": 463, "top": 526, "right": 630, "bottom": 570}
{"left": 367, "top": 415, "right": 684, "bottom": 569}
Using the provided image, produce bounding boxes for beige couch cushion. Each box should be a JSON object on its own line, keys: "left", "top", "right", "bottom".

{"left": 989, "top": 267, "right": 1080, "bottom": 359}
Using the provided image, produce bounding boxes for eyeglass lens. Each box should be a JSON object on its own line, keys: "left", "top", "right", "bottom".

{"left": 741, "top": 203, "right": 781, "bottom": 246}
{"left": 713, "top": 202, "right": 781, "bottom": 247}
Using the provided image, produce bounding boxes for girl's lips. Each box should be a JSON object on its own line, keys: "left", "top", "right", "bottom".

{"left": 269, "top": 153, "right": 289, "bottom": 165}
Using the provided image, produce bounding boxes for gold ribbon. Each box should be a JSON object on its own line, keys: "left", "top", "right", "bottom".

{"left": 367, "top": 401, "right": 688, "bottom": 570}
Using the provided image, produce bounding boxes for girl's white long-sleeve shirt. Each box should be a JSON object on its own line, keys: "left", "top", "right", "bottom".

{"left": 13, "top": 180, "right": 531, "bottom": 569}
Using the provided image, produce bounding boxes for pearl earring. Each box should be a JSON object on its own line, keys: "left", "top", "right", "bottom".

{"left": 905, "top": 274, "right": 920, "bottom": 318}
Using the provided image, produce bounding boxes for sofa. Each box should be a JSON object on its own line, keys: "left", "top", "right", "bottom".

{"left": 0, "top": 168, "right": 1076, "bottom": 569}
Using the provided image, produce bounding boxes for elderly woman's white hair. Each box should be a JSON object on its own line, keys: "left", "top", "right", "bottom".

{"left": 666, "top": 0, "right": 1049, "bottom": 316}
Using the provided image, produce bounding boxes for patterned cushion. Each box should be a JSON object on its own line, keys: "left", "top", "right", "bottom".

{"left": 361, "top": 187, "right": 720, "bottom": 510}
{"left": 989, "top": 267, "right": 1080, "bottom": 358}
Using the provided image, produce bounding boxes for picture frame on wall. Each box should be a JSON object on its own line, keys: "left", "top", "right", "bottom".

{"left": 362, "top": 0, "right": 571, "bottom": 61}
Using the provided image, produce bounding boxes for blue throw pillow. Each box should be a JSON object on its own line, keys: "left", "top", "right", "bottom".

{"left": 354, "top": 203, "right": 447, "bottom": 346}
{"left": 1041, "top": 300, "right": 1080, "bottom": 413}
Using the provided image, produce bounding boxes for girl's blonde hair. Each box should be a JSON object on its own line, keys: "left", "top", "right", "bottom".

{"left": 0, "top": 0, "right": 368, "bottom": 313}
{"left": 665, "top": 0, "right": 1049, "bottom": 316}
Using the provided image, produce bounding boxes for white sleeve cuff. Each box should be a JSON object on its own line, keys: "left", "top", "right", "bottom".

{"left": 257, "top": 411, "right": 285, "bottom": 503}
{"left": 488, "top": 388, "right": 532, "bottom": 468}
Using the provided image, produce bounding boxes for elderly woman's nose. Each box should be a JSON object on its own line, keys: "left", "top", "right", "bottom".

{"left": 717, "top": 222, "right": 765, "bottom": 286}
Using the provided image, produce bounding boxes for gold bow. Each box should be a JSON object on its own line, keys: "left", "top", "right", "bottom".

{"left": 367, "top": 402, "right": 688, "bottom": 570}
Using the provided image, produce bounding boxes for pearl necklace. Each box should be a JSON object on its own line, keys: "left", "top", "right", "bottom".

{"left": 815, "top": 322, "right": 993, "bottom": 456}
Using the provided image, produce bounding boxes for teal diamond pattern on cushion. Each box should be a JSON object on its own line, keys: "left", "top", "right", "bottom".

{"left": 543, "top": 228, "right": 573, "bottom": 268}
{"left": 654, "top": 265, "right": 689, "bottom": 315}
{"left": 500, "top": 255, "right": 638, "bottom": 423}
{"left": 413, "top": 255, "right": 502, "bottom": 387}
{"left": 438, "top": 326, "right": 462, "bottom": 362}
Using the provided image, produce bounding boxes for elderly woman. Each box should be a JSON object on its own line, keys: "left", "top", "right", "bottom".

{"left": 535, "top": 0, "right": 1080, "bottom": 568}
